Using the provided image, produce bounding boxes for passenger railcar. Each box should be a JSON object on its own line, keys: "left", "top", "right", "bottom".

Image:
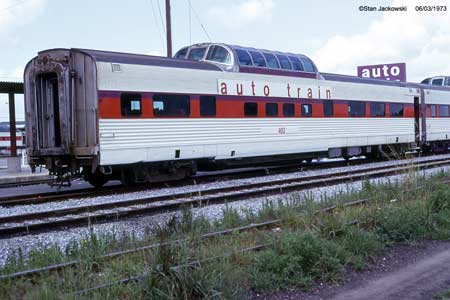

{"left": 23, "top": 43, "right": 450, "bottom": 186}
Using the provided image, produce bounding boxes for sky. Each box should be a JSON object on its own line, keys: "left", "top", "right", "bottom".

{"left": 1, "top": 0, "right": 450, "bottom": 121}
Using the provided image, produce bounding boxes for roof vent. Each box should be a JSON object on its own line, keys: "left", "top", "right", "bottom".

{"left": 111, "top": 63, "right": 122, "bottom": 72}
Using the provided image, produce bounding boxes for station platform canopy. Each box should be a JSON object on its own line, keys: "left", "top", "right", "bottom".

{"left": 0, "top": 80, "right": 23, "bottom": 94}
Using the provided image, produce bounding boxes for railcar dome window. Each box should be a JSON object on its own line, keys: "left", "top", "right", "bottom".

{"left": 299, "top": 57, "right": 315, "bottom": 72}
{"left": 348, "top": 101, "right": 365, "bottom": 117}
{"left": 174, "top": 47, "right": 188, "bottom": 59}
{"left": 301, "top": 104, "right": 312, "bottom": 117}
{"left": 288, "top": 56, "right": 304, "bottom": 71}
{"left": 236, "top": 49, "right": 253, "bottom": 66}
{"left": 153, "top": 94, "right": 190, "bottom": 117}
{"left": 244, "top": 102, "right": 258, "bottom": 116}
{"left": 370, "top": 102, "right": 385, "bottom": 117}
{"left": 432, "top": 78, "right": 444, "bottom": 86}
{"left": 276, "top": 55, "right": 292, "bottom": 70}
{"left": 266, "top": 103, "right": 278, "bottom": 116}
{"left": 263, "top": 53, "right": 279, "bottom": 69}
{"left": 200, "top": 96, "right": 216, "bottom": 116}
{"left": 121, "top": 93, "right": 142, "bottom": 116}
{"left": 283, "top": 103, "right": 295, "bottom": 117}
{"left": 390, "top": 103, "right": 404, "bottom": 117}
{"left": 249, "top": 51, "right": 266, "bottom": 67}
{"left": 206, "top": 46, "right": 231, "bottom": 64}
{"left": 187, "top": 47, "right": 207, "bottom": 61}
{"left": 440, "top": 105, "right": 449, "bottom": 117}
{"left": 323, "top": 100, "right": 333, "bottom": 117}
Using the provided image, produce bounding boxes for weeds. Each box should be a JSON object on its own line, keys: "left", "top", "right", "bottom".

{"left": 2, "top": 171, "right": 450, "bottom": 299}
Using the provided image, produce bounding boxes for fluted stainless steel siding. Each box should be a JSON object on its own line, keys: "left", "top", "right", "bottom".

{"left": 98, "top": 118, "right": 415, "bottom": 165}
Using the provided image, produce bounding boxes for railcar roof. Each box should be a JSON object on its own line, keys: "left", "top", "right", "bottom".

{"left": 322, "top": 73, "right": 417, "bottom": 88}
{"left": 74, "top": 48, "right": 222, "bottom": 72}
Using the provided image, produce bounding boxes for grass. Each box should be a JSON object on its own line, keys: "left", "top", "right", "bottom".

{"left": 1, "top": 170, "right": 450, "bottom": 299}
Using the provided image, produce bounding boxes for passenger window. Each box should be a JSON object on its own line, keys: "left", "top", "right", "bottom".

{"left": 301, "top": 104, "right": 312, "bottom": 117}
{"left": 323, "top": 100, "right": 333, "bottom": 117}
{"left": 440, "top": 105, "right": 449, "bottom": 117}
{"left": 263, "top": 53, "right": 279, "bottom": 69}
{"left": 283, "top": 103, "right": 295, "bottom": 117}
{"left": 276, "top": 55, "right": 292, "bottom": 70}
{"left": 236, "top": 49, "right": 252, "bottom": 66}
{"left": 244, "top": 102, "right": 258, "bottom": 116}
{"left": 121, "top": 93, "right": 142, "bottom": 116}
{"left": 348, "top": 101, "right": 365, "bottom": 117}
{"left": 431, "top": 105, "right": 437, "bottom": 117}
{"left": 200, "top": 96, "right": 216, "bottom": 116}
{"left": 187, "top": 47, "right": 207, "bottom": 61}
{"left": 266, "top": 103, "right": 278, "bottom": 117}
{"left": 153, "top": 94, "right": 190, "bottom": 117}
{"left": 390, "top": 103, "right": 404, "bottom": 117}
{"left": 249, "top": 51, "right": 266, "bottom": 67}
{"left": 206, "top": 46, "right": 231, "bottom": 64}
{"left": 370, "top": 102, "right": 385, "bottom": 117}
{"left": 288, "top": 56, "right": 304, "bottom": 71}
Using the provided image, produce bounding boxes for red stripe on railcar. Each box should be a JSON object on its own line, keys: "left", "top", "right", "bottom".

{"left": 403, "top": 104, "right": 415, "bottom": 118}
{"left": 97, "top": 93, "right": 416, "bottom": 119}
{"left": 99, "top": 98, "right": 122, "bottom": 118}
{"left": 0, "top": 137, "right": 22, "bottom": 141}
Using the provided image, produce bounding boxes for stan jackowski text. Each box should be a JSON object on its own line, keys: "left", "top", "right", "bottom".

{"left": 359, "top": 5, "right": 407, "bottom": 11}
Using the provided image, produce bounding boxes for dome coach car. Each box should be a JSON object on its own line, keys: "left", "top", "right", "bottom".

{"left": 24, "top": 43, "right": 450, "bottom": 187}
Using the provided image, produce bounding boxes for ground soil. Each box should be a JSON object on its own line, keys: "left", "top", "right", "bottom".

{"left": 253, "top": 240, "right": 450, "bottom": 300}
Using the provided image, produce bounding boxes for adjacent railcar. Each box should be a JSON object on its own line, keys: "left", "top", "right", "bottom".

{"left": 23, "top": 43, "right": 449, "bottom": 187}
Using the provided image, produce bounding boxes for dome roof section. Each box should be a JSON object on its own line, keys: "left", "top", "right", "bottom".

{"left": 174, "top": 43, "right": 318, "bottom": 74}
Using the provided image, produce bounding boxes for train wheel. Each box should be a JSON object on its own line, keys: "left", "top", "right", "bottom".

{"left": 88, "top": 176, "right": 109, "bottom": 188}
{"left": 84, "top": 169, "right": 109, "bottom": 188}
{"left": 120, "top": 168, "right": 137, "bottom": 186}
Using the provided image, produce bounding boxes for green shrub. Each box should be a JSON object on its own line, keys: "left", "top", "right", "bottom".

{"left": 250, "top": 231, "right": 345, "bottom": 291}
{"left": 375, "top": 202, "right": 428, "bottom": 242}
{"left": 429, "top": 186, "right": 450, "bottom": 213}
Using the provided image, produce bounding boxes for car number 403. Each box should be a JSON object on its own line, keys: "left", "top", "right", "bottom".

{"left": 278, "top": 127, "right": 286, "bottom": 134}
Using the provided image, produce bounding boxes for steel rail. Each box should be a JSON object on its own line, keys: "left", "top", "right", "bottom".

{"left": 0, "top": 158, "right": 369, "bottom": 207}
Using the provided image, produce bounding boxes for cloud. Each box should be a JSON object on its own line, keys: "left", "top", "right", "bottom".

{"left": 313, "top": 0, "right": 450, "bottom": 82}
{"left": 208, "top": 0, "right": 274, "bottom": 30}
{"left": 0, "top": 0, "right": 48, "bottom": 35}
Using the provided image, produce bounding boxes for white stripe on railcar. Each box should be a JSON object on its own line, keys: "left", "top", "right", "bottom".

{"left": 98, "top": 118, "right": 415, "bottom": 165}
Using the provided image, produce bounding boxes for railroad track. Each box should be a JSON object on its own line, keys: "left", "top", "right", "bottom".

{"left": 0, "top": 174, "right": 440, "bottom": 285}
{"left": 0, "top": 158, "right": 369, "bottom": 207}
{"left": 0, "top": 178, "right": 54, "bottom": 189}
{"left": 0, "top": 156, "right": 448, "bottom": 238}
{"left": 0, "top": 219, "right": 280, "bottom": 281}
